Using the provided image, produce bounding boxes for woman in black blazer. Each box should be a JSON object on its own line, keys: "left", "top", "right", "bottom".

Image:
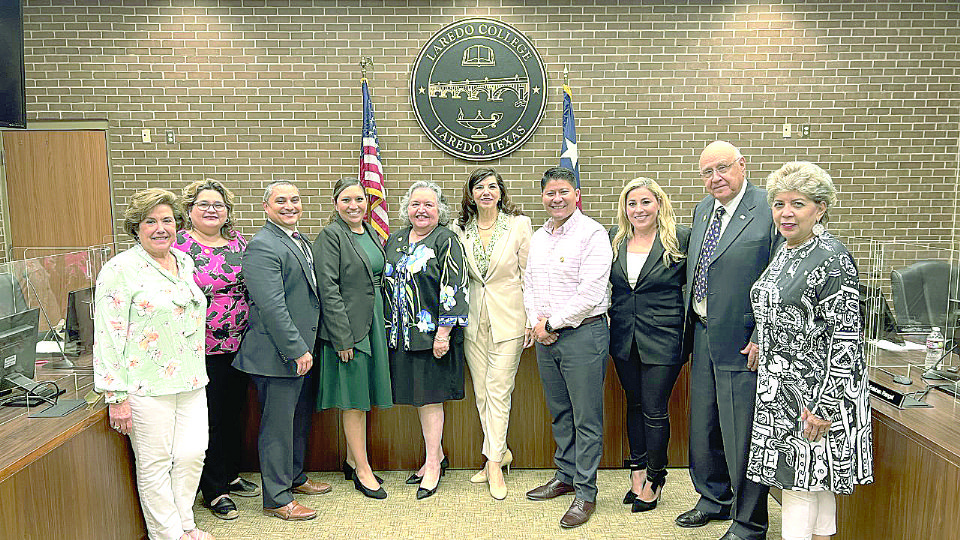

{"left": 313, "top": 177, "right": 393, "bottom": 499}
{"left": 608, "top": 177, "right": 690, "bottom": 513}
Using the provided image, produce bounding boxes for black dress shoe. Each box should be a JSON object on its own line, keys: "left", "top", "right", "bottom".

{"left": 406, "top": 456, "right": 448, "bottom": 484}
{"left": 343, "top": 461, "right": 385, "bottom": 484}
{"left": 353, "top": 473, "right": 387, "bottom": 499}
{"left": 207, "top": 495, "right": 239, "bottom": 520}
{"left": 622, "top": 489, "right": 638, "bottom": 504}
{"left": 718, "top": 532, "right": 746, "bottom": 540}
{"left": 675, "top": 508, "right": 730, "bottom": 528}
{"left": 227, "top": 477, "right": 261, "bottom": 498}
{"left": 632, "top": 474, "right": 665, "bottom": 513}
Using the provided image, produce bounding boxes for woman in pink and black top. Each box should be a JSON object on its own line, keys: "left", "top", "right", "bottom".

{"left": 174, "top": 178, "right": 260, "bottom": 521}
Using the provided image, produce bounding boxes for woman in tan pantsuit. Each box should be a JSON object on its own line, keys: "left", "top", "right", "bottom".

{"left": 456, "top": 167, "right": 533, "bottom": 500}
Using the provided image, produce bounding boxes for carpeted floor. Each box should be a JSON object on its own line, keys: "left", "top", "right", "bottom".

{"left": 193, "top": 468, "right": 781, "bottom": 539}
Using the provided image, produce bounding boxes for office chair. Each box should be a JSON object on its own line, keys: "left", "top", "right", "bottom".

{"left": 890, "top": 260, "right": 959, "bottom": 329}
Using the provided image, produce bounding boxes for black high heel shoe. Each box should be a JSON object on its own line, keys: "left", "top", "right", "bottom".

{"left": 405, "top": 456, "right": 448, "bottom": 485}
{"left": 416, "top": 472, "right": 442, "bottom": 500}
{"left": 343, "top": 461, "right": 384, "bottom": 484}
{"left": 622, "top": 459, "right": 645, "bottom": 504}
{"left": 631, "top": 473, "right": 665, "bottom": 512}
{"left": 353, "top": 472, "right": 387, "bottom": 499}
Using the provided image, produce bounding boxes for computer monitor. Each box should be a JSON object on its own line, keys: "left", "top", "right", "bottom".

{"left": 64, "top": 285, "right": 94, "bottom": 354}
{"left": 0, "top": 307, "right": 43, "bottom": 401}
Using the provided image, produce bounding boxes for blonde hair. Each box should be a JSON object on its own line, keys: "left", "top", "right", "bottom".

{"left": 181, "top": 178, "right": 238, "bottom": 239}
{"left": 122, "top": 188, "right": 184, "bottom": 240}
{"left": 611, "top": 177, "right": 685, "bottom": 267}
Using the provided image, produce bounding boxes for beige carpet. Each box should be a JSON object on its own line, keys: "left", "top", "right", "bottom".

{"left": 193, "top": 469, "right": 781, "bottom": 539}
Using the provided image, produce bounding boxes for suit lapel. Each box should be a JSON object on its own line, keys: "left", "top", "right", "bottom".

{"left": 337, "top": 218, "right": 375, "bottom": 282}
{"left": 266, "top": 220, "right": 317, "bottom": 296}
{"left": 485, "top": 216, "right": 512, "bottom": 280}
{"left": 460, "top": 226, "right": 484, "bottom": 281}
{"left": 615, "top": 237, "right": 629, "bottom": 284}
{"left": 634, "top": 235, "right": 664, "bottom": 288}
{"left": 689, "top": 200, "right": 712, "bottom": 271}
{"left": 712, "top": 184, "right": 757, "bottom": 261}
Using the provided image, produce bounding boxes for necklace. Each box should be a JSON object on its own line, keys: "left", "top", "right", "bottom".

{"left": 477, "top": 212, "right": 498, "bottom": 231}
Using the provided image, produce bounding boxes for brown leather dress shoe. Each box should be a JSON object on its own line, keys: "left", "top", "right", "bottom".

{"left": 559, "top": 497, "right": 595, "bottom": 528}
{"left": 526, "top": 478, "right": 575, "bottom": 500}
{"left": 262, "top": 500, "right": 317, "bottom": 521}
{"left": 291, "top": 479, "right": 332, "bottom": 495}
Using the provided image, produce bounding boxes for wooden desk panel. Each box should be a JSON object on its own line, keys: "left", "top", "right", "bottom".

{"left": 239, "top": 348, "right": 693, "bottom": 471}
{"left": 0, "top": 372, "right": 146, "bottom": 540}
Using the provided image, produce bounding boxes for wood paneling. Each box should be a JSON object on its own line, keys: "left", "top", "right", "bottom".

{"left": 2, "top": 130, "right": 113, "bottom": 255}
{"left": 0, "top": 372, "right": 146, "bottom": 540}
{"left": 836, "top": 360, "right": 960, "bottom": 540}
{"left": 239, "top": 349, "right": 693, "bottom": 472}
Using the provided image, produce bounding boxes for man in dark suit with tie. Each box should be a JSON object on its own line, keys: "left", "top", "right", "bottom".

{"left": 234, "top": 181, "right": 330, "bottom": 521}
{"left": 676, "top": 141, "right": 780, "bottom": 540}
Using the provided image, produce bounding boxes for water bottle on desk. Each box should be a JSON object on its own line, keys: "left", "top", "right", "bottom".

{"left": 924, "top": 326, "right": 944, "bottom": 369}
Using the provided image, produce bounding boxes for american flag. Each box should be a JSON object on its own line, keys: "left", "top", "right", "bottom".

{"left": 559, "top": 83, "right": 582, "bottom": 209}
{"left": 360, "top": 78, "right": 389, "bottom": 242}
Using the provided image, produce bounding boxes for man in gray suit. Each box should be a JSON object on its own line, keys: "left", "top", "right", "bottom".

{"left": 234, "top": 181, "right": 330, "bottom": 521}
{"left": 676, "top": 141, "right": 779, "bottom": 540}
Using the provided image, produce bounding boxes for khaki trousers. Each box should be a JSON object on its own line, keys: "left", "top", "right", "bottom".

{"left": 464, "top": 301, "right": 523, "bottom": 461}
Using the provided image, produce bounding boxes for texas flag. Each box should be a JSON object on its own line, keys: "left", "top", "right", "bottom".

{"left": 559, "top": 83, "right": 581, "bottom": 209}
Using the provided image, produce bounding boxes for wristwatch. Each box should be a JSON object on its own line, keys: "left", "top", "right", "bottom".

{"left": 544, "top": 320, "right": 554, "bottom": 334}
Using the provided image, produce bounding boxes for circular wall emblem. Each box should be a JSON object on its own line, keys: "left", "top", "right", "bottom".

{"left": 410, "top": 18, "right": 548, "bottom": 161}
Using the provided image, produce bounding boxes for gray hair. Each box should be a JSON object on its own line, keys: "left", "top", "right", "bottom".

{"left": 263, "top": 180, "right": 298, "bottom": 202}
{"left": 765, "top": 161, "right": 837, "bottom": 222}
{"left": 398, "top": 181, "right": 450, "bottom": 227}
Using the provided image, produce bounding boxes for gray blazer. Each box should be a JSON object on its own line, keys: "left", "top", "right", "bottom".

{"left": 683, "top": 181, "right": 780, "bottom": 371}
{"left": 314, "top": 218, "right": 385, "bottom": 352}
{"left": 233, "top": 220, "right": 321, "bottom": 377}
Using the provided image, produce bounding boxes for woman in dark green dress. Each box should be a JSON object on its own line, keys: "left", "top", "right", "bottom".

{"left": 313, "top": 178, "right": 393, "bottom": 499}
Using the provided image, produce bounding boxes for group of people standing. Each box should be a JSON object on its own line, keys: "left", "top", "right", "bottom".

{"left": 93, "top": 139, "right": 873, "bottom": 540}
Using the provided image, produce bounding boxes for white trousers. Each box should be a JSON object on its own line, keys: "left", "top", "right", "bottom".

{"left": 464, "top": 301, "right": 524, "bottom": 461}
{"left": 128, "top": 388, "right": 209, "bottom": 540}
{"left": 781, "top": 489, "right": 837, "bottom": 540}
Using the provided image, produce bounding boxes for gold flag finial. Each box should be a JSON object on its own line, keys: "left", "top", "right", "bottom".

{"left": 360, "top": 57, "right": 373, "bottom": 79}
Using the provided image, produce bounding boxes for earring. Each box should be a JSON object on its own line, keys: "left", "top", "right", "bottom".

{"left": 812, "top": 222, "right": 825, "bottom": 237}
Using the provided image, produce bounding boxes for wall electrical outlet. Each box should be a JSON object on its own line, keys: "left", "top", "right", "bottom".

{"left": 141, "top": 129, "right": 151, "bottom": 143}
{"left": 165, "top": 129, "right": 175, "bottom": 144}
{"left": 800, "top": 124, "right": 811, "bottom": 138}
{"left": 782, "top": 123, "right": 792, "bottom": 138}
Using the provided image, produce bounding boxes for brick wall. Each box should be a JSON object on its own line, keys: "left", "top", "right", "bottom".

{"left": 11, "top": 0, "right": 960, "bottom": 261}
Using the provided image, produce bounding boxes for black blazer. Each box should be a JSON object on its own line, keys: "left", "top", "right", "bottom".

{"left": 314, "top": 218, "right": 385, "bottom": 352}
{"left": 233, "top": 220, "right": 321, "bottom": 377}
{"left": 608, "top": 225, "right": 691, "bottom": 365}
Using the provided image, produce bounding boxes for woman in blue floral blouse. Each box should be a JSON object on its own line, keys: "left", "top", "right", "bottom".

{"left": 383, "top": 180, "right": 469, "bottom": 500}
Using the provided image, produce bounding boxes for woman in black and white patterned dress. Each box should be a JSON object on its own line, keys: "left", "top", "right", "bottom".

{"left": 748, "top": 162, "right": 873, "bottom": 540}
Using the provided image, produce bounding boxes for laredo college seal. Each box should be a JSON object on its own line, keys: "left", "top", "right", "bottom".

{"left": 410, "top": 18, "right": 548, "bottom": 161}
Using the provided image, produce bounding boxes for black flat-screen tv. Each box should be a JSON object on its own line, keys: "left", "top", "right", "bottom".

{"left": 0, "top": 0, "right": 26, "bottom": 129}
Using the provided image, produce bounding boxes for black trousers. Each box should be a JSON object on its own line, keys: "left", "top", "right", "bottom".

{"left": 612, "top": 342, "right": 683, "bottom": 480}
{"left": 198, "top": 351, "right": 249, "bottom": 504}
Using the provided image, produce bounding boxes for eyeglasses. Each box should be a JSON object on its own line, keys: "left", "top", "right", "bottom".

{"left": 700, "top": 161, "right": 739, "bottom": 179}
{"left": 195, "top": 201, "right": 226, "bottom": 212}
